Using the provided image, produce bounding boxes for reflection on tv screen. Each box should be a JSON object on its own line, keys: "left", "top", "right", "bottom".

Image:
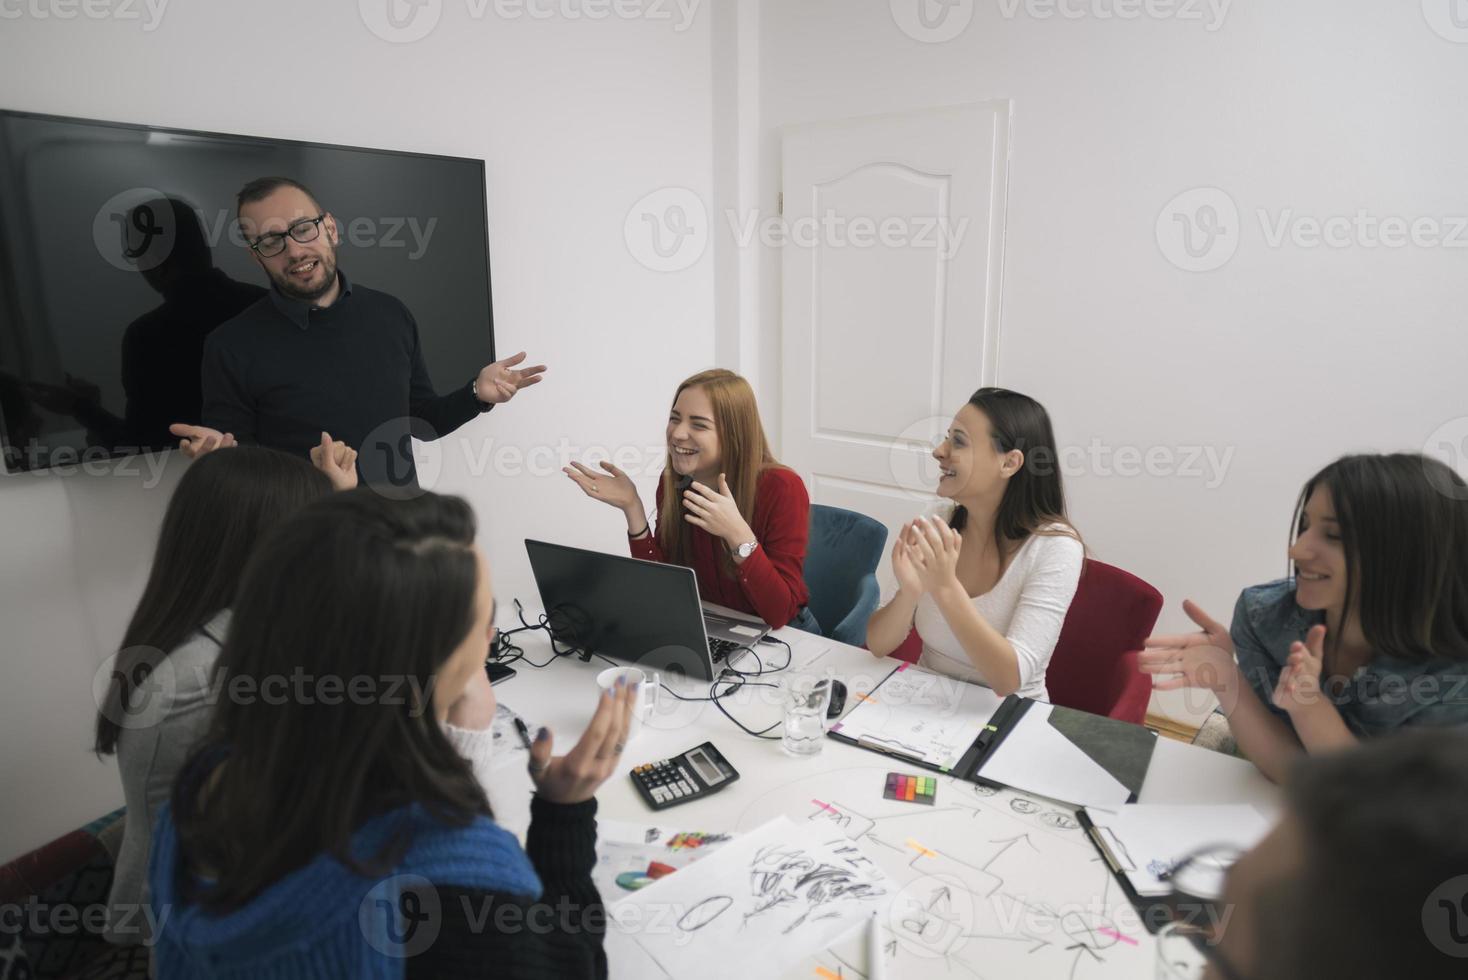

{"left": 0, "top": 110, "right": 493, "bottom": 475}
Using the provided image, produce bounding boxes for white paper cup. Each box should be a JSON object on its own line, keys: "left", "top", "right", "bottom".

{"left": 596, "top": 666, "right": 660, "bottom": 741}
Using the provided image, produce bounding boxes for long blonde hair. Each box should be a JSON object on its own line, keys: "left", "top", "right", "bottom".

{"left": 658, "top": 369, "right": 780, "bottom": 575}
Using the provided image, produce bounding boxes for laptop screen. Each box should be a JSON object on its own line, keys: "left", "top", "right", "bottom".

{"left": 523, "top": 539, "right": 718, "bottom": 680}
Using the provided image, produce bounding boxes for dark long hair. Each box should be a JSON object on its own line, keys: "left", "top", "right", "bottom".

{"left": 950, "top": 388, "right": 1078, "bottom": 558}
{"left": 170, "top": 490, "right": 490, "bottom": 912}
{"left": 1292, "top": 453, "right": 1468, "bottom": 664}
{"left": 94, "top": 448, "right": 331, "bottom": 755}
{"left": 1253, "top": 729, "right": 1468, "bottom": 980}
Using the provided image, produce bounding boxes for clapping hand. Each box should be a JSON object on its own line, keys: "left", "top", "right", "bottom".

{"left": 682, "top": 474, "right": 756, "bottom": 548}
{"left": 309, "top": 432, "right": 359, "bottom": 491}
{"left": 1138, "top": 600, "right": 1237, "bottom": 693}
{"left": 891, "top": 522, "right": 924, "bottom": 596}
{"left": 1272, "top": 624, "right": 1327, "bottom": 714}
{"left": 564, "top": 460, "right": 641, "bottom": 511}
{"left": 906, "top": 516, "right": 962, "bottom": 594}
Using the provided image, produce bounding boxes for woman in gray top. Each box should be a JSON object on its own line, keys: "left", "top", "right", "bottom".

{"left": 1139, "top": 453, "right": 1468, "bottom": 782}
{"left": 94, "top": 441, "right": 351, "bottom": 944}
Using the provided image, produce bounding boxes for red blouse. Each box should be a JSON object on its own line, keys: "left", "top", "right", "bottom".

{"left": 629, "top": 467, "right": 810, "bottom": 628}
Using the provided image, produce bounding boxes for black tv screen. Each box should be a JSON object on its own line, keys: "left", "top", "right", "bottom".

{"left": 0, "top": 109, "right": 494, "bottom": 474}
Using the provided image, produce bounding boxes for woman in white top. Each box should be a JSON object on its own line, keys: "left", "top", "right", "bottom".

{"left": 866, "top": 388, "right": 1084, "bottom": 700}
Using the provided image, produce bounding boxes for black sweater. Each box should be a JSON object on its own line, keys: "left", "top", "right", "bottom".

{"left": 201, "top": 272, "right": 487, "bottom": 488}
{"left": 406, "top": 796, "right": 608, "bottom": 979}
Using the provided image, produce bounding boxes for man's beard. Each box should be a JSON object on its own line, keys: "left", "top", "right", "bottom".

{"left": 271, "top": 251, "right": 338, "bottom": 302}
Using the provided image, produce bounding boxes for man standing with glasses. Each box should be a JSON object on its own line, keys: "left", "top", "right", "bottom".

{"left": 169, "top": 176, "right": 544, "bottom": 489}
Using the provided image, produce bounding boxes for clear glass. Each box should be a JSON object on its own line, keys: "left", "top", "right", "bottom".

{"left": 781, "top": 672, "right": 831, "bottom": 756}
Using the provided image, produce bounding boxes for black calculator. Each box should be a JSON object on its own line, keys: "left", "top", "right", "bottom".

{"left": 630, "top": 741, "right": 740, "bottom": 810}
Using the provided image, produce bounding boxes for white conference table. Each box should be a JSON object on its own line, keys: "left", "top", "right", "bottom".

{"left": 482, "top": 609, "right": 1281, "bottom": 979}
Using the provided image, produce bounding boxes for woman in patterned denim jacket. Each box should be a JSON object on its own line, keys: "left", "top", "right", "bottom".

{"left": 1140, "top": 454, "right": 1468, "bottom": 782}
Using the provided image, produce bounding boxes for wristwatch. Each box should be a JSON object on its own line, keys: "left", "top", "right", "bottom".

{"left": 733, "top": 540, "right": 758, "bottom": 560}
{"left": 471, "top": 378, "right": 492, "bottom": 411}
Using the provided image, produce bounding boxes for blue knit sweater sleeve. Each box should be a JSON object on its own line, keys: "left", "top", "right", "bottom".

{"left": 407, "top": 795, "right": 606, "bottom": 979}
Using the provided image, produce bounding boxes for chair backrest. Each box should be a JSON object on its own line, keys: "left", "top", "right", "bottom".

{"left": 804, "top": 504, "right": 888, "bottom": 639}
{"left": 1047, "top": 559, "right": 1163, "bottom": 724}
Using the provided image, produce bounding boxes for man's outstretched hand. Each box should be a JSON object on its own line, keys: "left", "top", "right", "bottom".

{"left": 475, "top": 351, "right": 547, "bottom": 405}
{"left": 169, "top": 423, "right": 236, "bottom": 459}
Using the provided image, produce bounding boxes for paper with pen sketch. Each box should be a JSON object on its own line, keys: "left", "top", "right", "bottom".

{"left": 828, "top": 662, "right": 1004, "bottom": 769}
{"left": 977, "top": 702, "right": 1133, "bottom": 808}
{"left": 606, "top": 816, "right": 893, "bottom": 980}
{"left": 1086, "top": 805, "right": 1274, "bottom": 897}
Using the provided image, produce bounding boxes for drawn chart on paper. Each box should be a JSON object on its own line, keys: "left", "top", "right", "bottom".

{"left": 592, "top": 821, "right": 734, "bottom": 899}
{"left": 734, "top": 766, "right": 1155, "bottom": 980}
{"left": 828, "top": 664, "right": 1005, "bottom": 770}
{"left": 607, "top": 817, "right": 893, "bottom": 980}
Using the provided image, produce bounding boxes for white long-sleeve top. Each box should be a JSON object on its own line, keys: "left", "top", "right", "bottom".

{"left": 913, "top": 527, "right": 1084, "bottom": 701}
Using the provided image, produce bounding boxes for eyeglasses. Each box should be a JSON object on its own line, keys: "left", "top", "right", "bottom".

{"left": 1157, "top": 844, "right": 1250, "bottom": 980}
{"left": 248, "top": 214, "right": 327, "bottom": 257}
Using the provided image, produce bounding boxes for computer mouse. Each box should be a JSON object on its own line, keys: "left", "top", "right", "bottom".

{"left": 826, "top": 679, "right": 847, "bottom": 719}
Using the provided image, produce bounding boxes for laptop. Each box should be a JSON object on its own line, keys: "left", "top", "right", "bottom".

{"left": 524, "top": 539, "right": 772, "bottom": 681}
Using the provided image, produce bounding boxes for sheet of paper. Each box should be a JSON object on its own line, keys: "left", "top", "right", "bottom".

{"left": 608, "top": 816, "right": 893, "bottom": 980}
{"left": 593, "top": 821, "right": 735, "bottom": 899}
{"left": 486, "top": 702, "right": 536, "bottom": 767}
{"left": 978, "top": 702, "right": 1133, "bottom": 808}
{"left": 828, "top": 662, "right": 1003, "bottom": 770}
{"left": 733, "top": 765, "right": 1162, "bottom": 980}
{"left": 1087, "top": 804, "right": 1275, "bottom": 896}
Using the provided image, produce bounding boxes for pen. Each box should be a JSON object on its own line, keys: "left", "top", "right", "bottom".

{"left": 512, "top": 716, "right": 533, "bottom": 752}
{"left": 867, "top": 911, "right": 884, "bottom": 980}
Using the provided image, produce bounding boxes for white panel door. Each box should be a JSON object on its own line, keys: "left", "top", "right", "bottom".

{"left": 780, "top": 102, "right": 1010, "bottom": 593}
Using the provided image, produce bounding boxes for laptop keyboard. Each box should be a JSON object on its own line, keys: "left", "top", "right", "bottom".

{"left": 709, "top": 637, "right": 746, "bottom": 663}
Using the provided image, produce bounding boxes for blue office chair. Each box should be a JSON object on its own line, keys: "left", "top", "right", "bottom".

{"left": 801, "top": 504, "right": 889, "bottom": 647}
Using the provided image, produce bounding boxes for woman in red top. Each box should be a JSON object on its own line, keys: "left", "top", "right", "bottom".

{"left": 564, "top": 368, "right": 815, "bottom": 630}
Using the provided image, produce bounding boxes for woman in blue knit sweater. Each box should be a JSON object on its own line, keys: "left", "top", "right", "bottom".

{"left": 148, "top": 489, "right": 633, "bottom": 978}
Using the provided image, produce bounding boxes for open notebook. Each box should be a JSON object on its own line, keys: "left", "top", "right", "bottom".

{"left": 827, "top": 661, "right": 1005, "bottom": 771}
{"left": 829, "top": 662, "right": 1158, "bottom": 808}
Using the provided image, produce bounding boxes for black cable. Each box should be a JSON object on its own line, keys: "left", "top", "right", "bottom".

{"left": 487, "top": 598, "right": 589, "bottom": 669}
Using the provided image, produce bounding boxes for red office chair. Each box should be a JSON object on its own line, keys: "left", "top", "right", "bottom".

{"left": 881, "top": 559, "right": 1162, "bottom": 724}
{"left": 1048, "top": 559, "right": 1163, "bottom": 724}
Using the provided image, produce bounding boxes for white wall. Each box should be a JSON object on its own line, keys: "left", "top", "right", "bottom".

{"left": 0, "top": 0, "right": 717, "bottom": 861}
{"left": 742, "top": 0, "right": 1468, "bottom": 724}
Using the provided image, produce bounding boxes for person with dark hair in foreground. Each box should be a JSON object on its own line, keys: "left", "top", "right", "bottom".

{"left": 149, "top": 490, "right": 631, "bottom": 978}
{"left": 170, "top": 176, "right": 547, "bottom": 489}
{"left": 97, "top": 444, "right": 349, "bottom": 947}
{"left": 1202, "top": 729, "right": 1468, "bottom": 979}
{"left": 1140, "top": 453, "right": 1468, "bottom": 782}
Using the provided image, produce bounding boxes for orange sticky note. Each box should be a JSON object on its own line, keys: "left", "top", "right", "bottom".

{"left": 906, "top": 838, "right": 937, "bottom": 858}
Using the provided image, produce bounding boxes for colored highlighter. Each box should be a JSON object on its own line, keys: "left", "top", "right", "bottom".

{"left": 883, "top": 772, "right": 936, "bottom": 805}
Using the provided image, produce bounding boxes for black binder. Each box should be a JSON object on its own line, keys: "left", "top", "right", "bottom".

{"left": 827, "top": 662, "right": 1157, "bottom": 803}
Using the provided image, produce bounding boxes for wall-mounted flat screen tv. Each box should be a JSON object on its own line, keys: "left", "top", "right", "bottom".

{"left": 0, "top": 109, "right": 493, "bottom": 474}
